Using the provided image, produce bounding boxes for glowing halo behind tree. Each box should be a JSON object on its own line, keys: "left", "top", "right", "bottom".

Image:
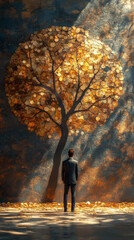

{"left": 5, "top": 26, "right": 124, "bottom": 202}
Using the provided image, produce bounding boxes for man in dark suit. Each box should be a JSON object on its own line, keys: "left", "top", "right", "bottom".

{"left": 62, "top": 149, "right": 78, "bottom": 212}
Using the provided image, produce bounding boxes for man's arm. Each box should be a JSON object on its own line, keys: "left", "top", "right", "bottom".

{"left": 61, "top": 162, "right": 65, "bottom": 182}
{"left": 76, "top": 162, "right": 78, "bottom": 181}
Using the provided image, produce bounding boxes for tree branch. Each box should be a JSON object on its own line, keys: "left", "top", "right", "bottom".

{"left": 54, "top": 54, "right": 67, "bottom": 72}
{"left": 73, "top": 95, "right": 114, "bottom": 114}
{"left": 25, "top": 104, "right": 61, "bottom": 128}
{"left": 66, "top": 63, "right": 102, "bottom": 119}
{"left": 32, "top": 110, "right": 42, "bottom": 118}
{"left": 76, "top": 64, "right": 101, "bottom": 105}
{"left": 28, "top": 47, "right": 43, "bottom": 86}
{"left": 40, "top": 42, "right": 67, "bottom": 120}
{"left": 27, "top": 45, "right": 57, "bottom": 97}
{"left": 27, "top": 45, "right": 67, "bottom": 120}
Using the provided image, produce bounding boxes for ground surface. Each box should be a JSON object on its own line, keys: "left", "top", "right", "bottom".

{"left": 0, "top": 202, "right": 134, "bottom": 240}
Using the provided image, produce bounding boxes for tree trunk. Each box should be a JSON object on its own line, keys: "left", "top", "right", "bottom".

{"left": 43, "top": 124, "right": 68, "bottom": 202}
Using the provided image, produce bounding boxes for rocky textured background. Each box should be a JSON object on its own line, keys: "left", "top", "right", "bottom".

{"left": 0, "top": 0, "right": 133, "bottom": 202}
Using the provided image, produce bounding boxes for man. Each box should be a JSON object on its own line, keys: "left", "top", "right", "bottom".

{"left": 62, "top": 149, "right": 78, "bottom": 212}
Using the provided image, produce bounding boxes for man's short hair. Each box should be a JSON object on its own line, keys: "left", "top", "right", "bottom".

{"left": 68, "top": 149, "right": 74, "bottom": 157}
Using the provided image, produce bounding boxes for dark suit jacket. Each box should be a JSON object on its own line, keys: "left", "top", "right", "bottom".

{"left": 62, "top": 157, "right": 78, "bottom": 185}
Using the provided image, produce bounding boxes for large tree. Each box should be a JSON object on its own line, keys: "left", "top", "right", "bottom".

{"left": 5, "top": 26, "right": 124, "bottom": 202}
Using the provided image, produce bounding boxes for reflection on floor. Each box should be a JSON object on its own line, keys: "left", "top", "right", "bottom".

{"left": 0, "top": 205, "right": 134, "bottom": 240}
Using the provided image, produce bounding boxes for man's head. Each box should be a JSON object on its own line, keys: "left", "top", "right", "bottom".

{"left": 68, "top": 149, "right": 74, "bottom": 157}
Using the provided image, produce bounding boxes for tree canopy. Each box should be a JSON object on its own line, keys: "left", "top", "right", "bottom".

{"left": 5, "top": 26, "right": 124, "bottom": 138}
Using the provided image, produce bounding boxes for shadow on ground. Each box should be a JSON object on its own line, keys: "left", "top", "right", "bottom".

{"left": 0, "top": 209, "right": 134, "bottom": 240}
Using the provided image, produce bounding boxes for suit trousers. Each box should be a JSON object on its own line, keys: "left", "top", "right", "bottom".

{"left": 64, "top": 184, "right": 76, "bottom": 212}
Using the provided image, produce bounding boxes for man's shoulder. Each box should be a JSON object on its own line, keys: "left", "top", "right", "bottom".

{"left": 69, "top": 158, "right": 78, "bottom": 164}
{"left": 62, "top": 158, "right": 69, "bottom": 164}
{"left": 71, "top": 158, "right": 77, "bottom": 162}
{"left": 73, "top": 159, "right": 78, "bottom": 164}
{"left": 62, "top": 158, "right": 78, "bottom": 164}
